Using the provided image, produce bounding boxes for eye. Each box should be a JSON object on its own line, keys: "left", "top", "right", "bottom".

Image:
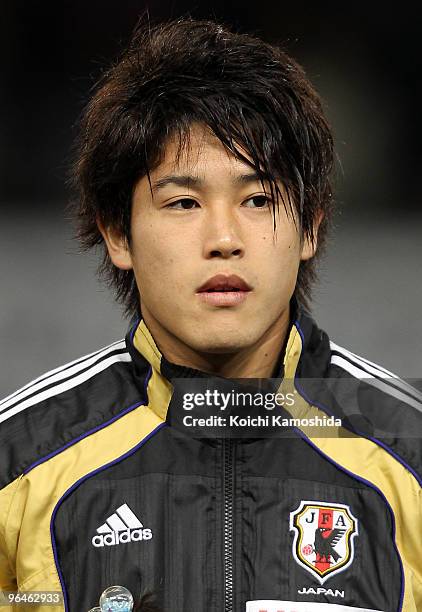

{"left": 165, "top": 198, "right": 199, "bottom": 210}
{"left": 242, "top": 195, "right": 272, "bottom": 209}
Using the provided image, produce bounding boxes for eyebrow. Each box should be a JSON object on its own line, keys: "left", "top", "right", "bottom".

{"left": 235, "top": 171, "right": 271, "bottom": 184}
{"left": 151, "top": 171, "right": 270, "bottom": 191}
{"left": 152, "top": 175, "right": 201, "bottom": 191}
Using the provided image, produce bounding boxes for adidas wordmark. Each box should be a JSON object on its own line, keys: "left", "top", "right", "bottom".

{"left": 92, "top": 503, "right": 153, "bottom": 548}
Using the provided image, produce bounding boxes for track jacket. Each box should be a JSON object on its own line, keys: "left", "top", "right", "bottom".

{"left": 0, "top": 302, "right": 421, "bottom": 612}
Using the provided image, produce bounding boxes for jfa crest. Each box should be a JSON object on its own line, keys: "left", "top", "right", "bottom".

{"left": 289, "top": 500, "right": 358, "bottom": 584}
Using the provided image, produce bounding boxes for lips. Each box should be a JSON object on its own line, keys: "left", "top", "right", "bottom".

{"left": 196, "top": 274, "right": 252, "bottom": 293}
{"left": 196, "top": 274, "right": 252, "bottom": 307}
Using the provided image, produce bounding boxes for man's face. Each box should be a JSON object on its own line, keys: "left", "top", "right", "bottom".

{"left": 105, "top": 124, "right": 316, "bottom": 356}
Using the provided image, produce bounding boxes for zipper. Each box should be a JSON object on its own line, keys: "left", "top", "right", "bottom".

{"left": 223, "top": 437, "right": 235, "bottom": 612}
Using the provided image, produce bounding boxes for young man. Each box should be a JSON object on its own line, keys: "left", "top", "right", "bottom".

{"left": 0, "top": 18, "right": 421, "bottom": 612}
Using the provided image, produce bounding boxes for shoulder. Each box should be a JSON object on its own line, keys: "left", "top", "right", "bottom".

{"left": 0, "top": 338, "right": 142, "bottom": 489}
{"left": 290, "top": 303, "right": 421, "bottom": 485}
{"left": 0, "top": 339, "right": 130, "bottom": 415}
{"left": 328, "top": 338, "right": 422, "bottom": 412}
{"left": 327, "top": 339, "right": 422, "bottom": 485}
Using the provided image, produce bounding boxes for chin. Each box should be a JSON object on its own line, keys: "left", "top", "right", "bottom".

{"left": 192, "top": 334, "right": 253, "bottom": 354}
{"left": 202, "top": 344, "right": 244, "bottom": 355}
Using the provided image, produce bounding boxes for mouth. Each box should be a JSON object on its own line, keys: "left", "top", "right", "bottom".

{"left": 196, "top": 274, "right": 252, "bottom": 307}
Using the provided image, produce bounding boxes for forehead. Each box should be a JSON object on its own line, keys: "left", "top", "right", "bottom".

{"left": 152, "top": 123, "right": 254, "bottom": 177}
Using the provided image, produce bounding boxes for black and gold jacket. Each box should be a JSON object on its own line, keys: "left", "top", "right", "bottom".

{"left": 0, "top": 305, "right": 421, "bottom": 612}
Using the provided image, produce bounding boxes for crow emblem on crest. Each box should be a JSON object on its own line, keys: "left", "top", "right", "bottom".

{"left": 314, "top": 527, "right": 345, "bottom": 562}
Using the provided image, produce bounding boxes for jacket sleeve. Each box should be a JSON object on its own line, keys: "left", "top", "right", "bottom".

{"left": 0, "top": 478, "right": 19, "bottom": 590}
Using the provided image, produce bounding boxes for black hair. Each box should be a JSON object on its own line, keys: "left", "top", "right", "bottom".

{"left": 71, "top": 17, "right": 334, "bottom": 316}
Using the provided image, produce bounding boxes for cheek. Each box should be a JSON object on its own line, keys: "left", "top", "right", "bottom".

{"left": 130, "top": 219, "right": 189, "bottom": 293}
{"left": 258, "top": 230, "right": 301, "bottom": 288}
{"left": 261, "top": 229, "right": 301, "bottom": 265}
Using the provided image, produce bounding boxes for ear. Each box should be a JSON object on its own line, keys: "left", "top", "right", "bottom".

{"left": 97, "top": 217, "right": 133, "bottom": 270}
{"left": 300, "top": 210, "right": 324, "bottom": 261}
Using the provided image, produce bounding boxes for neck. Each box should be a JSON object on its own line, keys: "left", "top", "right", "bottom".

{"left": 141, "top": 307, "right": 292, "bottom": 379}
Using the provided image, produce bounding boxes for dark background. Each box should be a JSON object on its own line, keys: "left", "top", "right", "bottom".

{"left": 1, "top": 2, "right": 421, "bottom": 396}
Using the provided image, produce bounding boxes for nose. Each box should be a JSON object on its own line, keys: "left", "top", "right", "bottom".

{"left": 202, "top": 206, "right": 245, "bottom": 259}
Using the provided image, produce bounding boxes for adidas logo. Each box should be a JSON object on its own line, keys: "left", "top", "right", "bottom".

{"left": 91, "top": 503, "right": 153, "bottom": 548}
